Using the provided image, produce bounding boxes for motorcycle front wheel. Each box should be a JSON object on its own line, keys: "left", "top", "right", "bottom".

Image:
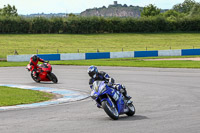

{"left": 102, "top": 100, "right": 119, "bottom": 120}
{"left": 126, "top": 103, "right": 135, "bottom": 116}
{"left": 31, "top": 72, "right": 40, "bottom": 83}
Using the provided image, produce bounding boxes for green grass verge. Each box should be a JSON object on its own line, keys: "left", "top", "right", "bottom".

{"left": 136, "top": 55, "right": 200, "bottom": 59}
{"left": 1, "top": 56, "right": 200, "bottom": 68}
{"left": 0, "top": 86, "right": 54, "bottom": 106}
{"left": 1, "top": 33, "right": 200, "bottom": 58}
{"left": 0, "top": 61, "right": 28, "bottom": 67}
{"left": 50, "top": 58, "right": 200, "bottom": 68}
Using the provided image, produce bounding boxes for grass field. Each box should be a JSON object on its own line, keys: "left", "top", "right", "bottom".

{"left": 51, "top": 58, "right": 200, "bottom": 68}
{"left": 1, "top": 33, "right": 200, "bottom": 107}
{"left": 0, "top": 33, "right": 200, "bottom": 58}
{"left": 0, "top": 86, "right": 54, "bottom": 106}
{"left": 1, "top": 56, "right": 200, "bottom": 68}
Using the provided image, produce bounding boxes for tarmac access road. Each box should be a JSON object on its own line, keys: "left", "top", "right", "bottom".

{"left": 0, "top": 66, "right": 199, "bottom": 133}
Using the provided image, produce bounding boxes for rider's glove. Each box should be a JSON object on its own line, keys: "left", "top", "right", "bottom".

{"left": 107, "top": 78, "right": 115, "bottom": 86}
{"left": 107, "top": 82, "right": 112, "bottom": 86}
{"left": 120, "top": 88, "right": 125, "bottom": 93}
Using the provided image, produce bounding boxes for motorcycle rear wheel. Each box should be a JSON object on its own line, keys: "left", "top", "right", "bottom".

{"left": 47, "top": 73, "right": 58, "bottom": 83}
{"left": 102, "top": 100, "right": 119, "bottom": 120}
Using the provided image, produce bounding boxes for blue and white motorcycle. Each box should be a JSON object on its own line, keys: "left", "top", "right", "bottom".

{"left": 90, "top": 80, "right": 135, "bottom": 120}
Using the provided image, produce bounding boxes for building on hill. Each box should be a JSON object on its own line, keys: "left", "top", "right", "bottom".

{"left": 109, "top": 1, "right": 122, "bottom": 7}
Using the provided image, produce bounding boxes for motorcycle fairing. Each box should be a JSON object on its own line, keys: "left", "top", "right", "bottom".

{"left": 91, "top": 81, "right": 128, "bottom": 114}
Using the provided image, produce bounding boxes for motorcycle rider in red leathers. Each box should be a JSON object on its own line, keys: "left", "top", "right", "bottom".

{"left": 29, "top": 55, "right": 45, "bottom": 77}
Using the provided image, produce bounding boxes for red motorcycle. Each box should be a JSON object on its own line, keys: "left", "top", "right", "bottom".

{"left": 26, "top": 62, "right": 58, "bottom": 83}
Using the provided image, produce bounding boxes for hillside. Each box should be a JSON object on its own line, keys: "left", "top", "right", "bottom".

{"left": 80, "top": 5, "right": 143, "bottom": 17}
{"left": 80, "top": 1, "right": 168, "bottom": 17}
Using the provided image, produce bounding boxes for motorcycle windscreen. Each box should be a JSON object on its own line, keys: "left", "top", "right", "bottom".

{"left": 92, "top": 81, "right": 106, "bottom": 94}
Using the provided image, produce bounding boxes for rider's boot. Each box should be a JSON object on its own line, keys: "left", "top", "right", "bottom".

{"left": 119, "top": 85, "right": 131, "bottom": 100}
{"left": 33, "top": 71, "right": 37, "bottom": 78}
{"left": 123, "top": 90, "right": 131, "bottom": 100}
{"left": 97, "top": 104, "right": 101, "bottom": 108}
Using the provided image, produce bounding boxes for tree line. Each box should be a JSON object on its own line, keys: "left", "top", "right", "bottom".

{"left": 0, "top": 0, "right": 200, "bottom": 34}
{"left": 141, "top": 0, "right": 200, "bottom": 18}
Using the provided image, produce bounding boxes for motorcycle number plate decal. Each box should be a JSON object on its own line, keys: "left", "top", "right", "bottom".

{"left": 113, "top": 93, "right": 119, "bottom": 101}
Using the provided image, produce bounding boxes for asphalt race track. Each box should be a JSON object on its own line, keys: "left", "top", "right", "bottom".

{"left": 0, "top": 65, "right": 200, "bottom": 133}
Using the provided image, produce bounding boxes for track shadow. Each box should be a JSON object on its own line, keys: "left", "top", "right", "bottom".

{"left": 38, "top": 82, "right": 59, "bottom": 84}
{"left": 101, "top": 115, "right": 149, "bottom": 121}
{"left": 117, "top": 115, "right": 149, "bottom": 121}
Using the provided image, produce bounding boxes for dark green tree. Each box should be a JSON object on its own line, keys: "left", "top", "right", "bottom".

{"left": 68, "top": 13, "right": 76, "bottom": 17}
{"left": 162, "top": 10, "right": 180, "bottom": 18}
{"left": 141, "top": 4, "right": 161, "bottom": 17}
{"left": 173, "top": 0, "right": 197, "bottom": 13}
{"left": 0, "top": 4, "right": 18, "bottom": 16}
{"left": 161, "top": 10, "right": 186, "bottom": 21}
{"left": 162, "top": 10, "right": 186, "bottom": 18}
{"left": 123, "top": 4, "right": 128, "bottom": 7}
{"left": 188, "top": 3, "right": 200, "bottom": 17}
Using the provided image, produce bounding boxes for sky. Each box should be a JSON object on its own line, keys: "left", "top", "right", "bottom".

{"left": 0, "top": 0, "right": 200, "bottom": 15}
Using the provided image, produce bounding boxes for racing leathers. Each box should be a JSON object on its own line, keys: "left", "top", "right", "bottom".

{"left": 29, "top": 56, "right": 45, "bottom": 77}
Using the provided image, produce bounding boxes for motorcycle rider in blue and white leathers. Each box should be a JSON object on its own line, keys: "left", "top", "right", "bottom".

{"left": 87, "top": 65, "right": 131, "bottom": 100}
